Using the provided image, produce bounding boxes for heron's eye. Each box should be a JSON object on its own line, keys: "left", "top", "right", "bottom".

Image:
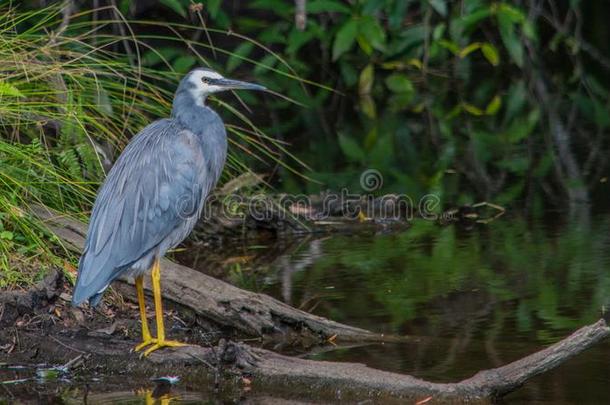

{"left": 201, "top": 77, "right": 210, "bottom": 84}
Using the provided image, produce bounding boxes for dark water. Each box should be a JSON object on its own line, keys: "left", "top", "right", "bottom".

{"left": 182, "top": 212, "right": 610, "bottom": 404}
{"left": 3, "top": 213, "right": 610, "bottom": 403}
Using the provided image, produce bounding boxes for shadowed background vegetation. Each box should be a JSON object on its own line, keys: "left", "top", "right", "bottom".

{"left": 1, "top": 0, "right": 609, "bottom": 287}
{"left": 134, "top": 0, "right": 610, "bottom": 210}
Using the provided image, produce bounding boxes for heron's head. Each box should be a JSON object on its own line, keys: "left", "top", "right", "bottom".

{"left": 178, "top": 68, "right": 265, "bottom": 104}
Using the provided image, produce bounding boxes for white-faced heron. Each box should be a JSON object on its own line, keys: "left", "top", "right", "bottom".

{"left": 72, "top": 68, "right": 265, "bottom": 356}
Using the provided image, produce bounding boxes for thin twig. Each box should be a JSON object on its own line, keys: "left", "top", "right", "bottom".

{"left": 48, "top": 335, "right": 87, "bottom": 354}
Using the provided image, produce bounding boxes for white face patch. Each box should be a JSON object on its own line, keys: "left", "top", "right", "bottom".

{"left": 188, "top": 69, "right": 224, "bottom": 105}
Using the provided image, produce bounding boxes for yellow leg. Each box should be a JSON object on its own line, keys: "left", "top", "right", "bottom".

{"left": 134, "top": 275, "right": 157, "bottom": 351}
{"left": 143, "top": 258, "right": 187, "bottom": 357}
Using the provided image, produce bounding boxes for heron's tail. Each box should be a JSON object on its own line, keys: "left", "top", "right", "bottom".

{"left": 71, "top": 251, "right": 113, "bottom": 307}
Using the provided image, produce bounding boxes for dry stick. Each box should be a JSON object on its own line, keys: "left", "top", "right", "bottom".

{"left": 295, "top": 0, "right": 306, "bottom": 31}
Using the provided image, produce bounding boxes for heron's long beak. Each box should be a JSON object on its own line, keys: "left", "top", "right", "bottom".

{"left": 215, "top": 78, "right": 266, "bottom": 91}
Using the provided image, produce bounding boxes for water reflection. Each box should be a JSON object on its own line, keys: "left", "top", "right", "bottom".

{"left": 179, "top": 213, "right": 610, "bottom": 403}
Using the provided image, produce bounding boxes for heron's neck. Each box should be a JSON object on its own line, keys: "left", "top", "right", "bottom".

{"left": 171, "top": 91, "right": 228, "bottom": 182}
{"left": 171, "top": 92, "right": 222, "bottom": 133}
{"left": 171, "top": 90, "right": 208, "bottom": 119}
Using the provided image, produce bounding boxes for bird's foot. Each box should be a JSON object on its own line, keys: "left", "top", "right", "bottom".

{"left": 142, "top": 340, "right": 188, "bottom": 357}
{"left": 134, "top": 337, "right": 158, "bottom": 352}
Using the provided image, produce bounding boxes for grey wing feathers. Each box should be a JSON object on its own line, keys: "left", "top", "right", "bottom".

{"left": 72, "top": 119, "right": 208, "bottom": 305}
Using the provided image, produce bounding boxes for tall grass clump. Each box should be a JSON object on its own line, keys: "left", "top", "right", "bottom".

{"left": 0, "top": 4, "right": 301, "bottom": 288}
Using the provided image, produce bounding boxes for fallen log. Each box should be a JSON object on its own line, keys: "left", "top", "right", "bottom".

{"left": 4, "top": 318, "right": 608, "bottom": 403}
{"left": 10, "top": 206, "right": 610, "bottom": 401}
{"left": 31, "top": 204, "right": 388, "bottom": 342}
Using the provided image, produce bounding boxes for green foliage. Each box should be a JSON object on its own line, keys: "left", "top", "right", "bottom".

{"left": 0, "top": 4, "right": 304, "bottom": 287}
{"left": 160, "top": 0, "right": 608, "bottom": 205}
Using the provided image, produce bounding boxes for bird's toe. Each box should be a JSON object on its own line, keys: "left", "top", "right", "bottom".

{"left": 134, "top": 338, "right": 158, "bottom": 352}
{"left": 142, "top": 340, "right": 188, "bottom": 357}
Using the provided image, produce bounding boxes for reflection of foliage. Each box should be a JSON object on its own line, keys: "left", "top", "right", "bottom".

{"left": 276, "top": 216, "right": 610, "bottom": 342}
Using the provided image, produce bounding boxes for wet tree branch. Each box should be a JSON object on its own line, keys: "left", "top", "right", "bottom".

{"left": 31, "top": 204, "right": 389, "bottom": 343}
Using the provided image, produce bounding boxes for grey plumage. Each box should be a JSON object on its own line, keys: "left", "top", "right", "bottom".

{"left": 72, "top": 68, "right": 264, "bottom": 306}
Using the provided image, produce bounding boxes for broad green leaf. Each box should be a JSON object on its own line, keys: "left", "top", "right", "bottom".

{"left": 286, "top": 28, "right": 315, "bottom": 54}
{"left": 497, "top": 3, "right": 526, "bottom": 24}
{"left": 429, "top": 0, "right": 447, "bottom": 16}
{"left": 455, "top": 8, "right": 492, "bottom": 33}
{"left": 433, "top": 23, "right": 446, "bottom": 40}
{"left": 340, "top": 61, "right": 358, "bottom": 87}
{"left": 385, "top": 74, "right": 414, "bottom": 94}
{"left": 459, "top": 42, "right": 482, "bottom": 58}
{"left": 338, "top": 133, "right": 366, "bottom": 161}
{"left": 362, "top": 0, "right": 385, "bottom": 14}
{"left": 119, "top": 0, "right": 131, "bottom": 15}
{"left": 522, "top": 20, "right": 537, "bottom": 41}
{"left": 173, "top": 55, "right": 196, "bottom": 73}
{"left": 360, "top": 95, "right": 377, "bottom": 119}
{"left": 307, "top": 0, "right": 351, "bottom": 14}
{"left": 497, "top": 156, "right": 529, "bottom": 173}
{"left": 481, "top": 43, "right": 500, "bottom": 66}
{"left": 250, "top": 0, "right": 293, "bottom": 17}
{"left": 207, "top": 0, "right": 223, "bottom": 18}
{"left": 391, "top": 25, "right": 426, "bottom": 55}
{"left": 437, "top": 39, "right": 460, "bottom": 55}
{"left": 388, "top": 92, "right": 415, "bottom": 111}
{"left": 0, "top": 81, "right": 24, "bottom": 97}
{"left": 485, "top": 95, "right": 502, "bottom": 115}
{"left": 389, "top": 0, "right": 408, "bottom": 29}
{"left": 227, "top": 42, "right": 254, "bottom": 72}
{"left": 359, "top": 64, "right": 374, "bottom": 95}
{"left": 506, "top": 109, "right": 539, "bottom": 142}
{"left": 364, "top": 126, "right": 378, "bottom": 150}
{"left": 533, "top": 152, "right": 554, "bottom": 177}
{"left": 380, "top": 59, "right": 422, "bottom": 70}
{"left": 358, "top": 16, "right": 386, "bottom": 52}
{"left": 332, "top": 19, "right": 358, "bottom": 60}
{"left": 498, "top": 10, "right": 524, "bottom": 67}
{"left": 407, "top": 59, "right": 423, "bottom": 70}
{"left": 446, "top": 104, "right": 463, "bottom": 119}
{"left": 142, "top": 47, "right": 181, "bottom": 66}
{"left": 381, "top": 61, "right": 403, "bottom": 70}
{"left": 160, "top": 0, "right": 186, "bottom": 17}
{"left": 462, "top": 103, "right": 484, "bottom": 116}
{"left": 504, "top": 81, "right": 527, "bottom": 122}
{"left": 254, "top": 54, "right": 278, "bottom": 75}
{"left": 357, "top": 35, "right": 373, "bottom": 55}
